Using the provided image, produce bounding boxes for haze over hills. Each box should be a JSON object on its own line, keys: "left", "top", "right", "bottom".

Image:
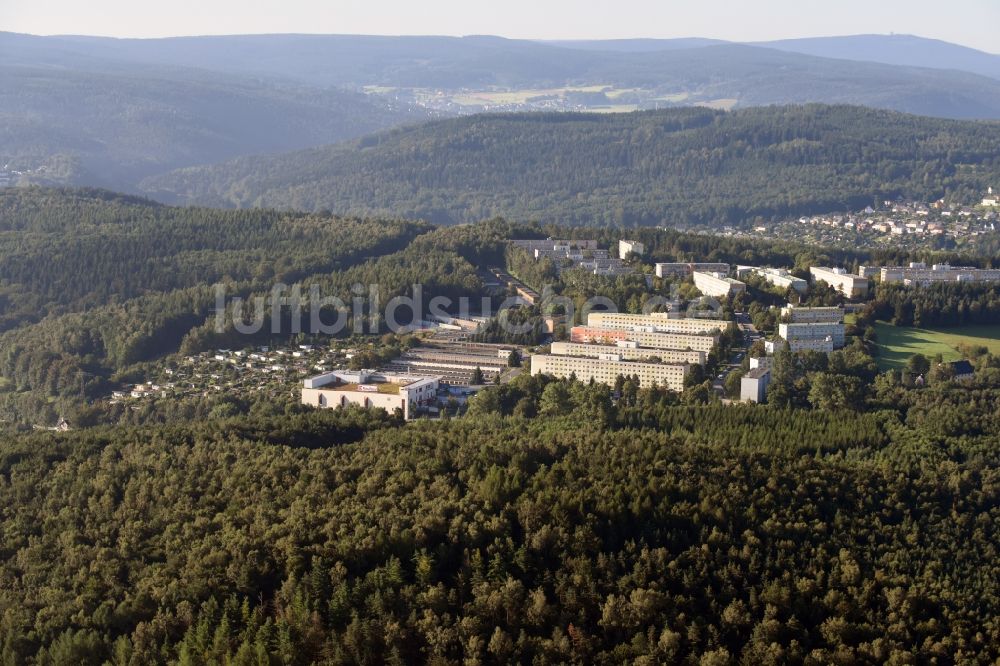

{"left": 7, "top": 30, "right": 1000, "bottom": 192}
{"left": 141, "top": 105, "right": 1000, "bottom": 227}
{"left": 0, "top": 53, "right": 430, "bottom": 188}
{"left": 758, "top": 34, "right": 1000, "bottom": 81}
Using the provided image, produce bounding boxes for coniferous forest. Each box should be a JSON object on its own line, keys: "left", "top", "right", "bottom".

{"left": 0, "top": 188, "right": 999, "bottom": 664}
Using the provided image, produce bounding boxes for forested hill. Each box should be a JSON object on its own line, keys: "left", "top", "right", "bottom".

{"left": 143, "top": 105, "right": 1000, "bottom": 227}
{"left": 0, "top": 61, "right": 428, "bottom": 189}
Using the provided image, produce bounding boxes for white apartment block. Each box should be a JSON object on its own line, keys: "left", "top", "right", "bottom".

{"left": 692, "top": 271, "right": 746, "bottom": 298}
{"left": 809, "top": 267, "right": 869, "bottom": 298}
{"left": 655, "top": 262, "right": 730, "bottom": 278}
{"left": 740, "top": 368, "right": 771, "bottom": 403}
{"left": 570, "top": 326, "right": 719, "bottom": 353}
{"left": 618, "top": 239, "right": 645, "bottom": 259}
{"left": 586, "top": 312, "right": 729, "bottom": 334}
{"left": 531, "top": 354, "right": 688, "bottom": 391}
{"left": 550, "top": 341, "right": 706, "bottom": 366}
{"left": 780, "top": 304, "right": 844, "bottom": 323}
{"left": 302, "top": 370, "right": 439, "bottom": 420}
{"left": 778, "top": 322, "right": 846, "bottom": 353}
{"left": 741, "top": 267, "right": 808, "bottom": 294}
{"left": 875, "top": 262, "right": 1000, "bottom": 287}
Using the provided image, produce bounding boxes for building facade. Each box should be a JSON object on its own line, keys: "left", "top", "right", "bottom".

{"left": 692, "top": 271, "right": 746, "bottom": 298}
{"left": 780, "top": 305, "right": 844, "bottom": 323}
{"left": 302, "top": 370, "right": 439, "bottom": 420}
{"left": 874, "top": 262, "right": 1000, "bottom": 287}
{"left": 585, "top": 312, "right": 729, "bottom": 334}
{"left": 778, "top": 322, "right": 846, "bottom": 353}
{"left": 531, "top": 354, "right": 688, "bottom": 391}
{"left": 809, "top": 267, "right": 869, "bottom": 298}
{"left": 570, "top": 326, "right": 718, "bottom": 353}
{"left": 550, "top": 341, "right": 705, "bottom": 365}
{"left": 740, "top": 368, "right": 771, "bottom": 403}
{"left": 618, "top": 239, "right": 645, "bottom": 259}
{"left": 654, "top": 262, "right": 730, "bottom": 279}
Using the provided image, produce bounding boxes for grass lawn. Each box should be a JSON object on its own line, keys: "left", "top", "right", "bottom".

{"left": 873, "top": 321, "right": 1000, "bottom": 370}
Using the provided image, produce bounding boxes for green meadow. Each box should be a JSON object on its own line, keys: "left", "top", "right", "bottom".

{"left": 873, "top": 321, "right": 1000, "bottom": 370}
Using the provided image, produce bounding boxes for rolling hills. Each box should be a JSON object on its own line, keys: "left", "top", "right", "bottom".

{"left": 0, "top": 60, "right": 429, "bottom": 188}
{"left": 141, "top": 104, "right": 1000, "bottom": 227}
{"left": 6, "top": 31, "right": 1000, "bottom": 116}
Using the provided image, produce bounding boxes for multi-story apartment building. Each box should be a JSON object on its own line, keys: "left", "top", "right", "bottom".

{"left": 809, "top": 266, "right": 869, "bottom": 298}
{"left": 739, "top": 267, "right": 808, "bottom": 294}
{"left": 740, "top": 368, "right": 771, "bottom": 403}
{"left": 778, "top": 322, "right": 846, "bottom": 353}
{"left": 618, "top": 239, "right": 645, "bottom": 259}
{"left": 530, "top": 354, "right": 688, "bottom": 391}
{"left": 692, "top": 271, "right": 746, "bottom": 298}
{"left": 550, "top": 341, "right": 705, "bottom": 365}
{"left": 570, "top": 326, "right": 718, "bottom": 353}
{"left": 654, "top": 262, "right": 730, "bottom": 279}
{"left": 780, "top": 304, "right": 844, "bottom": 323}
{"left": 873, "top": 262, "right": 1000, "bottom": 286}
{"left": 585, "top": 312, "right": 729, "bottom": 334}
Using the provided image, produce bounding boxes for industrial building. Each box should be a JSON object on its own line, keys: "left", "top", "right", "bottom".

{"left": 809, "top": 267, "right": 869, "bottom": 298}
{"left": 692, "top": 271, "right": 746, "bottom": 298}
{"left": 381, "top": 342, "right": 515, "bottom": 385}
{"left": 530, "top": 354, "right": 688, "bottom": 391}
{"left": 550, "top": 341, "right": 705, "bottom": 365}
{"left": 302, "top": 370, "right": 440, "bottom": 420}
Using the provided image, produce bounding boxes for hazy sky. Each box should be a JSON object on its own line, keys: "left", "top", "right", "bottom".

{"left": 3, "top": 0, "right": 998, "bottom": 53}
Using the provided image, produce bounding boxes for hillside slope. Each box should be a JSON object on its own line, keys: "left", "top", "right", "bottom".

{"left": 141, "top": 105, "right": 1000, "bottom": 227}
{"left": 0, "top": 46, "right": 428, "bottom": 188}
{"left": 760, "top": 34, "right": 1000, "bottom": 80}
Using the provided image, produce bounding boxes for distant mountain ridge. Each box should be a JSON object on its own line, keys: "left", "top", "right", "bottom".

{"left": 6, "top": 31, "right": 1000, "bottom": 192}
{"left": 140, "top": 104, "right": 1000, "bottom": 228}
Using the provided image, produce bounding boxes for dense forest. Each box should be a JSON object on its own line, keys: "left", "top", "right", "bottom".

{"left": 143, "top": 105, "right": 1000, "bottom": 227}
{"left": 0, "top": 373, "right": 997, "bottom": 663}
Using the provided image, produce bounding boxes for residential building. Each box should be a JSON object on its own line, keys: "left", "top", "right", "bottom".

{"left": 809, "top": 266, "right": 869, "bottom": 298}
{"left": 780, "top": 304, "right": 844, "bottom": 323}
{"left": 570, "top": 326, "right": 718, "bottom": 353}
{"left": 740, "top": 267, "right": 808, "bottom": 294}
{"left": 654, "top": 262, "right": 730, "bottom": 279}
{"left": 876, "top": 262, "right": 1000, "bottom": 286}
{"left": 740, "top": 368, "right": 771, "bottom": 403}
{"left": 550, "top": 341, "right": 705, "bottom": 366}
{"left": 749, "top": 356, "right": 772, "bottom": 371}
{"left": 302, "top": 370, "right": 439, "bottom": 420}
{"left": 530, "top": 354, "right": 688, "bottom": 391}
{"left": 692, "top": 271, "right": 746, "bottom": 298}
{"left": 618, "top": 239, "right": 645, "bottom": 259}
{"left": 948, "top": 360, "right": 975, "bottom": 381}
{"left": 586, "top": 312, "right": 729, "bottom": 334}
{"left": 778, "top": 322, "right": 845, "bottom": 353}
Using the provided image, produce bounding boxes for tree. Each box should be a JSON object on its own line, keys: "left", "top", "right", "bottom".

{"left": 807, "top": 373, "right": 865, "bottom": 411}
{"left": 539, "top": 382, "right": 573, "bottom": 416}
{"left": 906, "top": 353, "right": 931, "bottom": 377}
{"left": 470, "top": 366, "right": 485, "bottom": 385}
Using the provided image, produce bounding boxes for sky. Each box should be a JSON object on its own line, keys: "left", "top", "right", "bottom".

{"left": 2, "top": 0, "right": 998, "bottom": 53}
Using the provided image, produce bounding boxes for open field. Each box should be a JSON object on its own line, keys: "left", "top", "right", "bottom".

{"left": 873, "top": 321, "right": 1000, "bottom": 370}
